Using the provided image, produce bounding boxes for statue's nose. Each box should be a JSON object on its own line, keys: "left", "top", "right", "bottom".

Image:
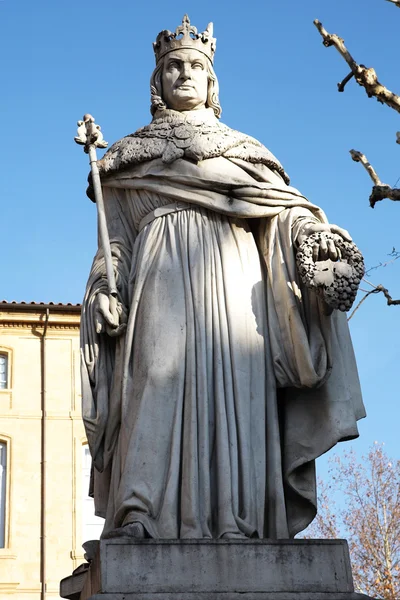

{"left": 181, "top": 64, "right": 191, "bottom": 80}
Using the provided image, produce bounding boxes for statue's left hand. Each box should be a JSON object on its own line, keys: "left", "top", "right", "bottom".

{"left": 296, "top": 222, "right": 352, "bottom": 262}
{"left": 95, "top": 292, "right": 128, "bottom": 337}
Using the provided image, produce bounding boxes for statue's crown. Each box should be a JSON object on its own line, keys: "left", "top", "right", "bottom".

{"left": 153, "top": 15, "right": 216, "bottom": 64}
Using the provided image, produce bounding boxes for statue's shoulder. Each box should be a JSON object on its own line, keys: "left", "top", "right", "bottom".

{"left": 98, "top": 123, "right": 166, "bottom": 175}
{"left": 98, "top": 116, "right": 289, "bottom": 184}
{"left": 217, "top": 122, "right": 290, "bottom": 184}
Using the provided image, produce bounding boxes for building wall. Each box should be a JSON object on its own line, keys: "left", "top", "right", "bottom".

{"left": 0, "top": 305, "right": 99, "bottom": 599}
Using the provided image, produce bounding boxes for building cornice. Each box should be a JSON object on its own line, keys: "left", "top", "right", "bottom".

{"left": 0, "top": 303, "right": 81, "bottom": 329}
{"left": 0, "top": 301, "right": 81, "bottom": 313}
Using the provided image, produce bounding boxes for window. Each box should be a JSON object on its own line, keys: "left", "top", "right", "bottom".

{"left": 82, "top": 445, "right": 104, "bottom": 542}
{"left": 0, "top": 355, "right": 8, "bottom": 390}
{"left": 0, "top": 442, "right": 6, "bottom": 547}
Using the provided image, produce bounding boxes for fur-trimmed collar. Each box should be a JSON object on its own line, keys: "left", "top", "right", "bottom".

{"left": 97, "top": 108, "right": 289, "bottom": 184}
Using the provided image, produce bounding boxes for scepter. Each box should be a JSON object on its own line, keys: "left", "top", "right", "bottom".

{"left": 75, "top": 114, "right": 118, "bottom": 318}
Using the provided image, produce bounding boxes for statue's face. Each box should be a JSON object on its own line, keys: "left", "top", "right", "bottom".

{"left": 161, "top": 49, "right": 209, "bottom": 111}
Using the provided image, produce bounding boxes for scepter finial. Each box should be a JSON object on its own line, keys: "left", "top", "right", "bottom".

{"left": 74, "top": 114, "right": 108, "bottom": 153}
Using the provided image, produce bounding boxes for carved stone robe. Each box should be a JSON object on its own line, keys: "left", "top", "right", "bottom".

{"left": 81, "top": 108, "right": 364, "bottom": 539}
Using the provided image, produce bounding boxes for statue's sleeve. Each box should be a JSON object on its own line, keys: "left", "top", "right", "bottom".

{"left": 257, "top": 205, "right": 332, "bottom": 389}
{"left": 80, "top": 186, "right": 137, "bottom": 473}
{"left": 257, "top": 203, "right": 362, "bottom": 397}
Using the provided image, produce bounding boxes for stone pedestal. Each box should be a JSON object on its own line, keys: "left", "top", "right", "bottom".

{"left": 60, "top": 539, "right": 375, "bottom": 600}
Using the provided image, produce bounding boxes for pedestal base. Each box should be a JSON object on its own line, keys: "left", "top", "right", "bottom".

{"left": 60, "top": 539, "right": 375, "bottom": 600}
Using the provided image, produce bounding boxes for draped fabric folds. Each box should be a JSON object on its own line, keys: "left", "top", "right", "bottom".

{"left": 81, "top": 141, "right": 364, "bottom": 540}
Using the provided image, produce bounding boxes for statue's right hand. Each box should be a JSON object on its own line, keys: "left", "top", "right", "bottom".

{"left": 95, "top": 293, "right": 128, "bottom": 337}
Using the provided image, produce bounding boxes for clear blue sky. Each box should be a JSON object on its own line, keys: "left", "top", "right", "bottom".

{"left": 1, "top": 0, "right": 399, "bottom": 468}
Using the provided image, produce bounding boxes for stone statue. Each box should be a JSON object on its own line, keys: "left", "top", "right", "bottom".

{"left": 80, "top": 15, "right": 365, "bottom": 541}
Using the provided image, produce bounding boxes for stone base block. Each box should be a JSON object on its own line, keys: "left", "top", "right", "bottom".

{"left": 88, "top": 595, "right": 371, "bottom": 600}
{"left": 61, "top": 538, "right": 375, "bottom": 600}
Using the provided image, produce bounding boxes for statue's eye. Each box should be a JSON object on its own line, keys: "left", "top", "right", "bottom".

{"left": 192, "top": 62, "right": 203, "bottom": 70}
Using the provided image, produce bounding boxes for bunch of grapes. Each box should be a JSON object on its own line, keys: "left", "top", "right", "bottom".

{"left": 296, "top": 233, "right": 365, "bottom": 312}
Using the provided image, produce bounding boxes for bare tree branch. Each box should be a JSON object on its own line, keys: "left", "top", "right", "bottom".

{"left": 347, "top": 288, "right": 379, "bottom": 321}
{"left": 369, "top": 186, "right": 400, "bottom": 208}
{"left": 349, "top": 150, "right": 381, "bottom": 186}
{"left": 365, "top": 249, "right": 400, "bottom": 276}
{"left": 366, "top": 248, "right": 400, "bottom": 276}
{"left": 349, "top": 150, "right": 400, "bottom": 207}
{"left": 313, "top": 20, "right": 400, "bottom": 113}
{"left": 362, "top": 278, "right": 400, "bottom": 306}
{"left": 338, "top": 71, "right": 354, "bottom": 93}
{"left": 347, "top": 278, "right": 400, "bottom": 321}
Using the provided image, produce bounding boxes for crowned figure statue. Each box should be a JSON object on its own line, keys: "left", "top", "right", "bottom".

{"left": 80, "top": 15, "right": 365, "bottom": 541}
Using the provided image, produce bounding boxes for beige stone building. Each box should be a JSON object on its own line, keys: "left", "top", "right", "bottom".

{"left": 0, "top": 301, "right": 103, "bottom": 599}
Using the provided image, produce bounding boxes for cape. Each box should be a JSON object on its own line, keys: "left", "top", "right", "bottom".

{"left": 95, "top": 108, "right": 290, "bottom": 185}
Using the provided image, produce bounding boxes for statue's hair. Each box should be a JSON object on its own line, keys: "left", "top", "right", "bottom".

{"left": 150, "top": 57, "right": 222, "bottom": 118}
